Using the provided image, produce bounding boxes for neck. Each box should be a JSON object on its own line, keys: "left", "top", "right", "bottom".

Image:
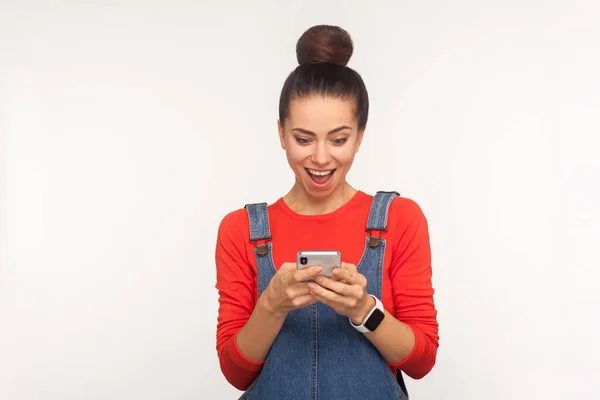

{"left": 283, "top": 181, "right": 357, "bottom": 215}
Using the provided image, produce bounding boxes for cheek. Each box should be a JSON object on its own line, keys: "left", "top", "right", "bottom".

{"left": 331, "top": 146, "right": 357, "bottom": 165}
{"left": 286, "top": 145, "right": 311, "bottom": 164}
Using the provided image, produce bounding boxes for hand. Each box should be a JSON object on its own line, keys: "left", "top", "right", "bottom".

{"left": 262, "top": 263, "right": 323, "bottom": 318}
{"left": 307, "top": 262, "right": 375, "bottom": 325}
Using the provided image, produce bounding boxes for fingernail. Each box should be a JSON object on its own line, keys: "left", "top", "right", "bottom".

{"left": 314, "top": 266, "right": 323, "bottom": 272}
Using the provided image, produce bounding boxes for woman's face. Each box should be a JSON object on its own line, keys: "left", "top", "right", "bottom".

{"left": 278, "top": 95, "right": 364, "bottom": 199}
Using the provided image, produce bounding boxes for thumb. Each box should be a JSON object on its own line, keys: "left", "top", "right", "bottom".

{"left": 341, "top": 261, "right": 357, "bottom": 271}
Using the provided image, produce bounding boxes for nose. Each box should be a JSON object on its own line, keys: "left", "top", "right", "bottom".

{"left": 312, "top": 142, "right": 331, "bottom": 165}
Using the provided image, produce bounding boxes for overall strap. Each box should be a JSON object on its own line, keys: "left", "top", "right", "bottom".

{"left": 365, "top": 191, "right": 400, "bottom": 248}
{"left": 366, "top": 191, "right": 400, "bottom": 231}
{"left": 244, "top": 202, "right": 271, "bottom": 256}
{"left": 365, "top": 190, "right": 410, "bottom": 397}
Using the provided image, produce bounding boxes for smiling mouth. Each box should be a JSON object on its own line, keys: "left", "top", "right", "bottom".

{"left": 306, "top": 168, "right": 336, "bottom": 185}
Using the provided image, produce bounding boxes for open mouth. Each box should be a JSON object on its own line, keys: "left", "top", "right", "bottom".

{"left": 306, "top": 168, "right": 336, "bottom": 185}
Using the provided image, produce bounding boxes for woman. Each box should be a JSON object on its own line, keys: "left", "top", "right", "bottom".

{"left": 215, "top": 25, "right": 439, "bottom": 399}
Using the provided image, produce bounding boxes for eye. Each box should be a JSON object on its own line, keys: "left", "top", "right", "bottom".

{"left": 295, "top": 137, "right": 311, "bottom": 145}
{"left": 332, "top": 138, "right": 348, "bottom": 145}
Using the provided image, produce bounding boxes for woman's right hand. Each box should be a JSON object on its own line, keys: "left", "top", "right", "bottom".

{"left": 262, "top": 263, "right": 323, "bottom": 318}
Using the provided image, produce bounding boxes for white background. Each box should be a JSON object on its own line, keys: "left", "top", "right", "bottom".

{"left": 1, "top": 1, "right": 599, "bottom": 399}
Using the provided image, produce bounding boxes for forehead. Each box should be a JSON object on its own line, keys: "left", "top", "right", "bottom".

{"left": 287, "top": 95, "right": 357, "bottom": 130}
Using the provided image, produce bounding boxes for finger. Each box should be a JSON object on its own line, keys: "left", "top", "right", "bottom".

{"left": 341, "top": 262, "right": 357, "bottom": 271}
{"left": 293, "top": 265, "right": 323, "bottom": 282}
{"left": 308, "top": 281, "right": 345, "bottom": 305}
{"left": 291, "top": 284, "right": 313, "bottom": 297}
{"left": 308, "top": 285, "right": 345, "bottom": 310}
{"left": 331, "top": 275, "right": 349, "bottom": 284}
{"left": 308, "top": 289, "right": 331, "bottom": 307}
{"left": 292, "top": 294, "right": 318, "bottom": 308}
{"left": 332, "top": 267, "right": 364, "bottom": 286}
{"left": 313, "top": 275, "right": 350, "bottom": 296}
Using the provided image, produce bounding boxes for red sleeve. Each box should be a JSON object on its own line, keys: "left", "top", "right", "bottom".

{"left": 386, "top": 197, "right": 439, "bottom": 379}
{"left": 215, "top": 209, "right": 264, "bottom": 390}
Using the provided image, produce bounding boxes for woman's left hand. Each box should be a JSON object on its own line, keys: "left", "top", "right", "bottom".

{"left": 307, "top": 262, "right": 375, "bottom": 325}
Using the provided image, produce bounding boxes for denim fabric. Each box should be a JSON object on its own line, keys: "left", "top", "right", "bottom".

{"left": 244, "top": 202, "right": 271, "bottom": 241}
{"left": 240, "top": 191, "right": 408, "bottom": 400}
{"left": 366, "top": 191, "right": 400, "bottom": 231}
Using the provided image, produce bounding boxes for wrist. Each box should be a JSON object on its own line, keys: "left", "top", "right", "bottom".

{"left": 351, "top": 295, "right": 376, "bottom": 325}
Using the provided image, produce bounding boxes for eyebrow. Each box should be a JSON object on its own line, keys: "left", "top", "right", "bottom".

{"left": 291, "top": 125, "right": 352, "bottom": 136}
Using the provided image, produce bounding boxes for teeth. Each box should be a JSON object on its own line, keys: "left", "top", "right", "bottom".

{"left": 308, "top": 169, "right": 333, "bottom": 176}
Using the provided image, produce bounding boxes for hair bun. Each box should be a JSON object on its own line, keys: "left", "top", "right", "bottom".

{"left": 296, "top": 25, "right": 353, "bottom": 67}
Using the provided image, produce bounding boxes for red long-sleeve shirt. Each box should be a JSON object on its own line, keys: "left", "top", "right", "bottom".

{"left": 215, "top": 191, "right": 439, "bottom": 390}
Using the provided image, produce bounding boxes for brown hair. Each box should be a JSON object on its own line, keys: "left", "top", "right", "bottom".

{"left": 296, "top": 25, "right": 353, "bottom": 66}
{"left": 278, "top": 25, "right": 369, "bottom": 129}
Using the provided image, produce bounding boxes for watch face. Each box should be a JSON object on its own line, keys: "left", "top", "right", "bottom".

{"left": 364, "top": 308, "right": 385, "bottom": 331}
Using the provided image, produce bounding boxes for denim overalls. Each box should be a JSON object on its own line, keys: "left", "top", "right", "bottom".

{"left": 240, "top": 191, "right": 409, "bottom": 400}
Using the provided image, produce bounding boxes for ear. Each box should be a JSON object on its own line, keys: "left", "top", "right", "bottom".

{"left": 278, "top": 119, "right": 286, "bottom": 149}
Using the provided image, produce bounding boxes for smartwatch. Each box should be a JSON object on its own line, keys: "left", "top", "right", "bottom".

{"left": 350, "top": 294, "right": 385, "bottom": 333}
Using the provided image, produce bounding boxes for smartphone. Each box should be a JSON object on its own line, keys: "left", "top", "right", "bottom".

{"left": 296, "top": 250, "right": 341, "bottom": 281}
